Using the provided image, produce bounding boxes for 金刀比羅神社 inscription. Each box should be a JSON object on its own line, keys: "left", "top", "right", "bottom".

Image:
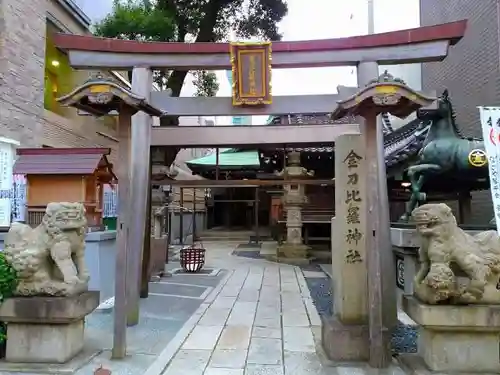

{"left": 248, "top": 55, "right": 257, "bottom": 96}
{"left": 343, "top": 149, "right": 364, "bottom": 264}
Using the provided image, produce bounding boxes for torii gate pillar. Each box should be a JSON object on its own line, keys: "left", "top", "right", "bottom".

{"left": 57, "top": 74, "right": 163, "bottom": 359}
{"left": 127, "top": 67, "right": 154, "bottom": 327}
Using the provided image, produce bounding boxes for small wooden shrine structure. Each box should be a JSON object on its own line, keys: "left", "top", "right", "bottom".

{"left": 13, "top": 148, "right": 116, "bottom": 227}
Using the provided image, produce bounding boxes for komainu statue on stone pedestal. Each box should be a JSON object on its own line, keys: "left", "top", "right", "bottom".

{"left": 3, "top": 202, "right": 89, "bottom": 296}
{"left": 412, "top": 203, "right": 500, "bottom": 304}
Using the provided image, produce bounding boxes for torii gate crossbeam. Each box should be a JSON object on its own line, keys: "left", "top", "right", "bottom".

{"left": 53, "top": 20, "right": 466, "bottom": 70}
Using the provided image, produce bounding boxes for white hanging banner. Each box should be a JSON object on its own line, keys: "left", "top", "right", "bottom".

{"left": 478, "top": 106, "right": 500, "bottom": 234}
{"left": 0, "top": 142, "right": 13, "bottom": 191}
{"left": 11, "top": 174, "right": 27, "bottom": 223}
{"left": 0, "top": 199, "right": 11, "bottom": 227}
{"left": 0, "top": 140, "right": 17, "bottom": 227}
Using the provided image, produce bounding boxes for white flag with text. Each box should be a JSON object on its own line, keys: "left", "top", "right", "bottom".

{"left": 478, "top": 106, "right": 500, "bottom": 234}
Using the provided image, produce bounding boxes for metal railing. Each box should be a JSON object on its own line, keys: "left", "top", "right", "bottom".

{"left": 26, "top": 206, "right": 45, "bottom": 227}
{"left": 154, "top": 203, "right": 199, "bottom": 247}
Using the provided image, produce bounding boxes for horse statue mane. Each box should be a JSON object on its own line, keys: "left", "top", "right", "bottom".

{"left": 440, "top": 89, "right": 482, "bottom": 141}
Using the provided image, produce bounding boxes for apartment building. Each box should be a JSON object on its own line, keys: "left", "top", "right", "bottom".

{"left": 373, "top": 0, "right": 422, "bottom": 129}
{"left": 0, "top": 0, "right": 122, "bottom": 159}
{"left": 420, "top": 0, "right": 498, "bottom": 223}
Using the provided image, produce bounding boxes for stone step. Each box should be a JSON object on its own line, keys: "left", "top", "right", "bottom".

{"left": 198, "top": 237, "right": 252, "bottom": 242}
{"left": 199, "top": 231, "right": 254, "bottom": 237}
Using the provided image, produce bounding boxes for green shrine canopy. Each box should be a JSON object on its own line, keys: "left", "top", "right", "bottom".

{"left": 186, "top": 117, "right": 275, "bottom": 171}
{"left": 186, "top": 149, "right": 261, "bottom": 170}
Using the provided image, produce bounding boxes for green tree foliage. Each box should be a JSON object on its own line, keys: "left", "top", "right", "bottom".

{"left": 95, "top": 0, "right": 287, "bottom": 160}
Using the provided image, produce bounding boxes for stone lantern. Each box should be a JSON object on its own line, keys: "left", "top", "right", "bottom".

{"left": 275, "top": 151, "right": 314, "bottom": 263}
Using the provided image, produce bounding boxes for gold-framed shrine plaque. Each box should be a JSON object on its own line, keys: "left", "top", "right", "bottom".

{"left": 230, "top": 42, "right": 272, "bottom": 106}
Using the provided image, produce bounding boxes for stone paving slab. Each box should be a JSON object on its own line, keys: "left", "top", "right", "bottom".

{"left": 148, "top": 282, "right": 210, "bottom": 297}
{"left": 217, "top": 325, "right": 252, "bottom": 350}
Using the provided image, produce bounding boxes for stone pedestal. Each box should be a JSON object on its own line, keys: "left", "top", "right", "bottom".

{"left": 0, "top": 291, "right": 99, "bottom": 363}
{"left": 276, "top": 243, "right": 310, "bottom": 265}
{"left": 321, "top": 315, "right": 369, "bottom": 361}
{"left": 403, "top": 296, "right": 500, "bottom": 373}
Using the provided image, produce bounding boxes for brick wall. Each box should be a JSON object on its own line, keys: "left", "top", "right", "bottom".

{"left": 420, "top": 0, "right": 500, "bottom": 224}
{"left": 0, "top": 0, "right": 47, "bottom": 146}
{"left": 0, "top": 0, "right": 119, "bottom": 164}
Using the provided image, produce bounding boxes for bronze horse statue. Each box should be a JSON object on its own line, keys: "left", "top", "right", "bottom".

{"left": 401, "top": 90, "right": 489, "bottom": 221}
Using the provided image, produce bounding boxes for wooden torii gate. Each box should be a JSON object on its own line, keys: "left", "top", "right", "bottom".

{"left": 54, "top": 20, "right": 467, "bottom": 365}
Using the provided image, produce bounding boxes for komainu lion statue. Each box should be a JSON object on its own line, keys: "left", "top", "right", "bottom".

{"left": 3, "top": 202, "right": 90, "bottom": 296}
{"left": 412, "top": 203, "right": 500, "bottom": 304}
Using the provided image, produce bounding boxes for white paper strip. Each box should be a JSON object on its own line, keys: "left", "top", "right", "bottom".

{"left": 0, "top": 199, "right": 11, "bottom": 227}
{"left": 478, "top": 106, "right": 500, "bottom": 234}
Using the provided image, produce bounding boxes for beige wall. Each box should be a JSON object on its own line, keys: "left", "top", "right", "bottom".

{"left": 0, "top": 0, "right": 46, "bottom": 146}
{"left": 46, "top": 0, "right": 88, "bottom": 34}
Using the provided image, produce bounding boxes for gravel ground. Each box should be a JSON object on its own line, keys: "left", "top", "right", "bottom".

{"left": 302, "top": 270, "right": 418, "bottom": 354}
{"left": 304, "top": 276, "right": 333, "bottom": 316}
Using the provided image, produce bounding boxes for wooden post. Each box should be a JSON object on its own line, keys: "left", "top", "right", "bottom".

{"left": 365, "top": 116, "right": 388, "bottom": 367}
{"left": 126, "top": 67, "right": 153, "bottom": 327}
{"left": 458, "top": 192, "right": 472, "bottom": 224}
{"left": 140, "top": 154, "right": 153, "bottom": 298}
{"left": 255, "top": 187, "right": 260, "bottom": 243}
{"left": 192, "top": 188, "right": 197, "bottom": 243}
{"left": 357, "top": 61, "right": 391, "bottom": 368}
{"left": 215, "top": 148, "right": 220, "bottom": 180}
{"left": 166, "top": 197, "right": 172, "bottom": 263}
{"left": 112, "top": 105, "right": 132, "bottom": 359}
{"left": 376, "top": 101, "right": 397, "bottom": 344}
{"left": 180, "top": 187, "right": 184, "bottom": 245}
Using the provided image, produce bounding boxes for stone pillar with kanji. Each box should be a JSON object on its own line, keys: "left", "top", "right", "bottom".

{"left": 322, "top": 134, "right": 369, "bottom": 361}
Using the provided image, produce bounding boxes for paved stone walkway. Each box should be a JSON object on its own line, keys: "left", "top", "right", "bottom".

{"left": 158, "top": 242, "right": 406, "bottom": 375}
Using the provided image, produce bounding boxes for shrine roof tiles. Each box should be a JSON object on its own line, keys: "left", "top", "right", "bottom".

{"left": 271, "top": 113, "right": 429, "bottom": 166}
{"left": 14, "top": 153, "right": 105, "bottom": 175}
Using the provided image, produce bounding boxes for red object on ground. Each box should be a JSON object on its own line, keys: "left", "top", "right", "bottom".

{"left": 180, "top": 246, "right": 206, "bottom": 273}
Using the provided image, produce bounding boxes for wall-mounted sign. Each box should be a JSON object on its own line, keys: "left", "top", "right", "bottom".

{"left": 229, "top": 42, "right": 272, "bottom": 106}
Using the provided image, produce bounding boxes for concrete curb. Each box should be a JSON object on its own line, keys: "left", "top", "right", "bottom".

{"left": 294, "top": 267, "right": 322, "bottom": 327}
{"left": 142, "top": 270, "right": 234, "bottom": 375}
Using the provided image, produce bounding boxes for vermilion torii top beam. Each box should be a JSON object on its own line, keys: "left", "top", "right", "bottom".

{"left": 52, "top": 20, "right": 467, "bottom": 70}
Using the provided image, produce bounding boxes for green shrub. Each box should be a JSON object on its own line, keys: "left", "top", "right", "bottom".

{"left": 0, "top": 252, "right": 18, "bottom": 345}
{"left": 0, "top": 253, "right": 17, "bottom": 303}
